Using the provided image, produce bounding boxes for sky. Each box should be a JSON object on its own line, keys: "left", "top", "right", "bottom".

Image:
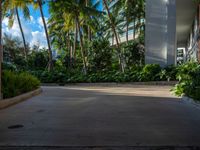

{"left": 2, "top": 1, "right": 103, "bottom": 49}
{"left": 2, "top": 4, "right": 50, "bottom": 48}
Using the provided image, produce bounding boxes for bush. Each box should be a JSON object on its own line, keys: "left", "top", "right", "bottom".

{"left": 2, "top": 71, "right": 40, "bottom": 99}
{"left": 171, "top": 62, "right": 200, "bottom": 100}
{"left": 31, "top": 64, "right": 180, "bottom": 84}
{"left": 139, "top": 64, "right": 161, "bottom": 81}
{"left": 123, "top": 40, "right": 145, "bottom": 66}
{"left": 158, "top": 65, "right": 177, "bottom": 81}
{"left": 88, "top": 39, "right": 113, "bottom": 72}
{"left": 27, "top": 50, "right": 49, "bottom": 70}
{"left": 2, "top": 62, "right": 17, "bottom": 71}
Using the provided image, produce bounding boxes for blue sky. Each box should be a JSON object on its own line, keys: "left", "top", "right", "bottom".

{"left": 2, "top": 3, "right": 50, "bottom": 48}
{"left": 2, "top": 1, "right": 103, "bottom": 48}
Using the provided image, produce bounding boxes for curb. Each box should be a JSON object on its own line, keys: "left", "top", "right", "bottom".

{"left": 182, "top": 95, "right": 200, "bottom": 108}
{"left": 0, "top": 88, "right": 42, "bottom": 110}
{"left": 42, "top": 81, "right": 178, "bottom": 87}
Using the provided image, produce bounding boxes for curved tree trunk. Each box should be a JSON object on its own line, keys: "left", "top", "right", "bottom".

{"left": 76, "top": 16, "right": 87, "bottom": 75}
{"left": 16, "top": 8, "right": 27, "bottom": 60}
{"left": 103, "top": 0, "right": 124, "bottom": 72}
{"left": 37, "top": 0, "right": 53, "bottom": 72}
{"left": 0, "top": 0, "right": 2, "bottom": 99}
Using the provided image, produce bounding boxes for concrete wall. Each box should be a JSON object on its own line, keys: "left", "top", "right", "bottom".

{"left": 145, "top": 0, "right": 177, "bottom": 67}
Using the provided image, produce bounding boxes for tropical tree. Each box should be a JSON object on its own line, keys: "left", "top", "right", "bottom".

{"left": 35, "top": 0, "right": 53, "bottom": 71}
{"left": 48, "top": 2, "right": 75, "bottom": 68}
{"left": 114, "top": 0, "right": 145, "bottom": 42}
{"left": 2, "top": 0, "right": 32, "bottom": 60}
{"left": 49, "top": 0, "right": 101, "bottom": 74}
{"left": 0, "top": 0, "right": 2, "bottom": 99}
{"left": 102, "top": 0, "right": 125, "bottom": 73}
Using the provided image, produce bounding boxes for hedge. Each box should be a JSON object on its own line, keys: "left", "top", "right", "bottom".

{"left": 2, "top": 71, "right": 40, "bottom": 99}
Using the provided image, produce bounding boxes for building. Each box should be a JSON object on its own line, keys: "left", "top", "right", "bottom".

{"left": 145, "top": 0, "right": 200, "bottom": 67}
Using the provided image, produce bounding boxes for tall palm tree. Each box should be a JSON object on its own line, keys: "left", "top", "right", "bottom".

{"left": 0, "top": 0, "right": 2, "bottom": 99}
{"left": 15, "top": 7, "right": 27, "bottom": 60}
{"left": 2, "top": 0, "right": 32, "bottom": 60}
{"left": 102, "top": 0, "right": 125, "bottom": 73}
{"left": 36, "top": 0, "right": 53, "bottom": 71}
{"left": 73, "top": 21, "right": 78, "bottom": 64}
{"left": 48, "top": 2, "right": 75, "bottom": 67}
{"left": 49, "top": 0, "right": 101, "bottom": 74}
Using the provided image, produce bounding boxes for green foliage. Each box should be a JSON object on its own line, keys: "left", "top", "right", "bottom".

{"left": 2, "top": 62, "right": 17, "bottom": 71}
{"left": 88, "top": 39, "right": 113, "bottom": 72}
{"left": 27, "top": 50, "right": 49, "bottom": 70}
{"left": 171, "top": 62, "right": 200, "bottom": 100}
{"left": 139, "top": 64, "right": 161, "bottom": 81}
{"left": 30, "top": 64, "right": 179, "bottom": 84}
{"left": 123, "top": 40, "right": 144, "bottom": 66}
{"left": 158, "top": 65, "right": 177, "bottom": 81}
{"left": 3, "top": 34, "right": 28, "bottom": 67}
{"left": 2, "top": 71, "right": 40, "bottom": 99}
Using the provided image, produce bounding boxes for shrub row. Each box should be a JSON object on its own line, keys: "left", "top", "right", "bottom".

{"left": 2, "top": 62, "right": 200, "bottom": 101}
{"left": 30, "top": 64, "right": 177, "bottom": 83}
{"left": 2, "top": 71, "right": 40, "bottom": 99}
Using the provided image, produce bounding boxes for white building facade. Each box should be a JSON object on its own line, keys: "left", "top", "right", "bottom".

{"left": 145, "top": 0, "right": 200, "bottom": 66}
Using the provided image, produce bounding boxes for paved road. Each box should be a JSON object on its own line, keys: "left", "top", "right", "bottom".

{"left": 0, "top": 85, "right": 200, "bottom": 149}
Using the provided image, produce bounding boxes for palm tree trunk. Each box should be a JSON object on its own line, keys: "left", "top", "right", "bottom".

{"left": 85, "top": 0, "right": 91, "bottom": 41}
{"left": 139, "top": 16, "right": 141, "bottom": 35}
{"left": 103, "top": 0, "right": 124, "bottom": 72}
{"left": 67, "top": 32, "right": 72, "bottom": 67}
{"left": 76, "top": 16, "right": 87, "bottom": 75}
{"left": 73, "top": 21, "right": 78, "bottom": 65}
{"left": 112, "top": 35, "right": 114, "bottom": 45}
{"left": 133, "top": 18, "right": 136, "bottom": 40}
{"left": 15, "top": 8, "right": 27, "bottom": 60}
{"left": 37, "top": 0, "right": 53, "bottom": 72}
{"left": 0, "top": 0, "right": 2, "bottom": 99}
{"left": 88, "top": 27, "right": 91, "bottom": 41}
{"left": 126, "top": 21, "right": 129, "bottom": 44}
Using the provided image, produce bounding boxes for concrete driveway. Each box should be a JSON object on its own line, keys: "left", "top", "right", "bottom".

{"left": 0, "top": 85, "right": 200, "bottom": 149}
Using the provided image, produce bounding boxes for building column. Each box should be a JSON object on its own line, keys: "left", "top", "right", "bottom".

{"left": 145, "top": 0, "right": 177, "bottom": 67}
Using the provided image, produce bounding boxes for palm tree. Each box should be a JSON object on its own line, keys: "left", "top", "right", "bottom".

{"left": 76, "top": 15, "right": 87, "bottom": 75}
{"left": 49, "top": 0, "right": 101, "bottom": 74}
{"left": 0, "top": 0, "right": 2, "bottom": 99}
{"left": 15, "top": 7, "right": 27, "bottom": 60}
{"left": 48, "top": 2, "right": 75, "bottom": 67}
{"left": 2, "top": 0, "right": 32, "bottom": 60}
{"left": 36, "top": 0, "right": 53, "bottom": 71}
{"left": 102, "top": 0, "right": 125, "bottom": 72}
{"left": 73, "top": 21, "right": 78, "bottom": 64}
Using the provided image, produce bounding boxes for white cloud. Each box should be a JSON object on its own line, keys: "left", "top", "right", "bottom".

{"left": 2, "top": 15, "right": 48, "bottom": 48}
{"left": 3, "top": 16, "right": 21, "bottom": 37}
{"left": 31, "top": 31, "right": 47, "bottom": 48}
{"left": 28, "top": 15, "right": 36, "bottom": 24}
{"left": 37, "top": 17, "right": 48, "bottom": 29}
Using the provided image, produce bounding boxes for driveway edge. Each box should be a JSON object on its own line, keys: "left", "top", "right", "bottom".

{"left": 0, "top": 88, "right": 42, "bottom": 110}
{"left": 182, "top": 96, "right": 200, "bottom": 108}
{"left": 42, "top": 81, "right": 178, "bottom": 87}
